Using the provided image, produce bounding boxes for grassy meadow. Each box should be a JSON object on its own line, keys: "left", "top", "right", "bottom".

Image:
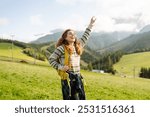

{"left": 0, "top": 60, "right": 61, "bottom": 100}
{"left": 0, "top": 60, "right": 150, "bottom": 100}
{"left": 114, "top": 52, "right": 150, "bottom": 77}
{"left": 0, "top": 42, "right": 150, "bottom": 100}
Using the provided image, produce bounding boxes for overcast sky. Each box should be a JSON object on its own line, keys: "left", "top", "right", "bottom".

{"left": 0, "top": 0, "right": 150, "bottom": 42}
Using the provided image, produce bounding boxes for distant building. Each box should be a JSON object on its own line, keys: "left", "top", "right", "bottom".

{"left": 92, "top": 69, "right": 104, "bottom": 73}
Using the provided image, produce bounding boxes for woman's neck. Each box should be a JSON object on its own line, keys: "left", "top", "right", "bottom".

{"left": 68, "top": 42, "right": 74, "bottom": 46}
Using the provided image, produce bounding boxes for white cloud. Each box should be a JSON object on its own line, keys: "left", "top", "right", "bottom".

{"left": 114, "top": 23, "right": 137, "bottom": 32}
{"left": 93, "top": 14, "right": 141, "bottom": 32}
{"left": 0, "top": 18, "right": 10, "bottom": 26}
{"left": 56, "top": 0, "right": 76, "bottom": 5}
{"left": 94, "top": 15, "right": 115, "bottom": 32}
{"left": 56, "top": 0, "right": 94, "bottom": 5}
{"left": 59, "top": 14, "right": 86, "bottom": 30}
{"left": 56, "top": 0, "right": 150, "bottom": 32}
{"left": 2, "top": 0, "right": 150, "bottom": 42}
{"left": 30, "top": 15, "right": 43, "bottom": 26}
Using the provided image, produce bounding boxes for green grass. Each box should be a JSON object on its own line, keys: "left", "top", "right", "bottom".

{"left": 114, "top": 52, "right": 150, "bottom": 77}
{"left": 0, "top": 60, "right": 61, "bottom": 100}
{"left": 0, "top": 60, "right": 150, "bottom": 100}
{"left": 0, "top": 42, "right": 48, "bottom": 65}
{"left": 1, "top": 42, "right": 150, "bottom": 100}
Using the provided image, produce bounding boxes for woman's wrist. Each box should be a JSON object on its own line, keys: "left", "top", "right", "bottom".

{"left": 87, "top": 24, "right": 93, "bottom": 30}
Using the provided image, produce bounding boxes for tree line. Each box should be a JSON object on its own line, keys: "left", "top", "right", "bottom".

{"left": 0, "top": 39, "right": 27, "bottom": 48}
{"left": 139, "top": 67, "right": 150, "bottom": 79}
{"left": 23, "top": 48, "right": 45, "bottom": 61}
{"left": 92, "top": 51, "right": 124, "bottom": 74}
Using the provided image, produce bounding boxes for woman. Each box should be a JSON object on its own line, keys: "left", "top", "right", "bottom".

{"left": 49, "top": 17, "right": 96, "bottom": 100}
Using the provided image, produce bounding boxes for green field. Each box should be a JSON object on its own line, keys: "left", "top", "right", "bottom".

{"left": 0, "top": 42, "right": 150, "bottom": 100}
{"left": 114, "top": 52, "right": 150, "bottom": 77}
{"left": 0, "top": 60, "right": 150, "bottom": 100}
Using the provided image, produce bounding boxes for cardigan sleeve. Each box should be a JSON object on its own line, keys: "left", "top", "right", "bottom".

{"left": 48, "top": 45, "right": 64, "bottom": 70}
{"left": 79, "top": 28, "right": 91, "bottom": 47}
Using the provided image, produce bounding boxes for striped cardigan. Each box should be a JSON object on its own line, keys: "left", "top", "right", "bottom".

{"left": 48, "top": 28, "right": 91, "bottom": 74}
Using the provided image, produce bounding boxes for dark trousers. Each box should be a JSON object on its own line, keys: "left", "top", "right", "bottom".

{"left": 61, "top": 74, "right": 86, "bottom": 100}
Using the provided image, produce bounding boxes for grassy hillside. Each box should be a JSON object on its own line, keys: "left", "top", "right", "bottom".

{"left": 0, "top": 60, "right": 150, "bottom": 100}
{"left": 0, "top": 42, "right": 48, "bottom": 65}
{"left": 114, "top": 52, "right": 150, "bottom": 77}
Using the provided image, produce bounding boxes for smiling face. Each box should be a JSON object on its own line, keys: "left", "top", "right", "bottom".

{"left": 65, "top": 30, "right": 76, "bottom": 43}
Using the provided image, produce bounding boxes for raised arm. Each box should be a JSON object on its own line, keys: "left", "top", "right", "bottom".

{"left": 80, "top": 16, "right": 96, "bottom": 47}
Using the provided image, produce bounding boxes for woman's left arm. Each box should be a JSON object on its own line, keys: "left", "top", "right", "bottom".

{"left": 80, "top": 16, "right": 96, "bottom": 47}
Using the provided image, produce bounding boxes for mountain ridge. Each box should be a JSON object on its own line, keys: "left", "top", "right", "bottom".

{"left": 30, "top": 30, "right": 134, "bottom": 50}
{"left": 97, "top": 31, "right": 150, "bottom": 54}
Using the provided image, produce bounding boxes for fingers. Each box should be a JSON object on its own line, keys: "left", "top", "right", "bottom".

{"left": 88, "top": 16, "right": 96, "bottom": 29}
{"left": 91, "top": 16, "right": 96, "bottom": 23}
{"left": 92, "top": 16, "right": 96, "bottom": 21}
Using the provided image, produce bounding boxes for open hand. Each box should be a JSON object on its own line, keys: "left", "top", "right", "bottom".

{"left": 88, "top": 16, "right": 96, "bottom": 29}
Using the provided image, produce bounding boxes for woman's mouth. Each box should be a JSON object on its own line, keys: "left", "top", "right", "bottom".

{"left": 71, "top": 37, "right": 75, "bottom": 40}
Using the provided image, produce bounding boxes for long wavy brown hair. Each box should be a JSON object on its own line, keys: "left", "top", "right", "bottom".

{"left": 56, "top": 29, "right": 83, "bottom": 55}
